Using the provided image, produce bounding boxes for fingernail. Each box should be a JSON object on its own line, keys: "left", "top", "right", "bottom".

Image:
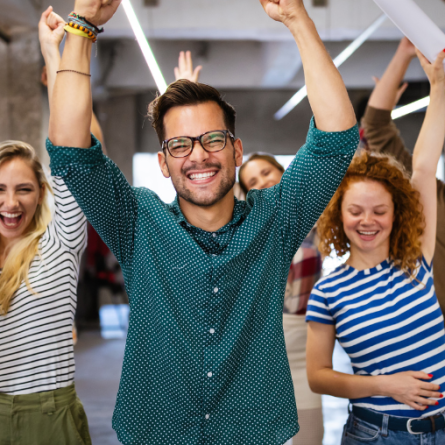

{"left": 440, "top": 394, "right": 443, "bottom": 398}
{"left": 429, "top": 374, "right": 434, "bottom": 378}
{"left": 436, "top": 401, "right": 439, "bottom": 406}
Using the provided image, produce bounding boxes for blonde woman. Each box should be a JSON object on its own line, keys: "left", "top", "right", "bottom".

{"left": 0, "top": 8, "right": 91, "bottom": 444}
{"left": 0, "top": 141, "right": 89, "bottom": 443}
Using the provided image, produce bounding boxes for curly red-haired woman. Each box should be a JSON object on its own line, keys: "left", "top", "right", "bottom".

{"left": 306, "top": 50, "right": 445, "bottom": 444}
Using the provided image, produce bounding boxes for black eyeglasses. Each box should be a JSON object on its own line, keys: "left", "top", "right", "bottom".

{"left": 162, "top": 130, "right": 235, "bottom": 158}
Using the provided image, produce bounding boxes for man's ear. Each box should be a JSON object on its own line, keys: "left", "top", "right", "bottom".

{"left": 158, "top": 151, "right": 171, "bottom": 178}
{"left": 234, "top": 138, "right": 244, "bottom": 167}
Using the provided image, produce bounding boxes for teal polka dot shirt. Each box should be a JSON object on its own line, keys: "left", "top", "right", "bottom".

{"left": 47, "top": 118, "right": 358, "bottom": 445}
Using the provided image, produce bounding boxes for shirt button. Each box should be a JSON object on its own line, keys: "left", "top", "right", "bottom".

{"left": 207, "top": 371, "right": 213, "bottom": 378}
{"left": 212, "top": 233, "right": 217, "bottom": 238}
{"left": 205, "top": 414, "right": 210, "bottom": 420}
{"left": 209, "top": 328, "right": 215, "bottom": 334}
{"left": 213, "top": 287, "right": 219, "bottom": 293}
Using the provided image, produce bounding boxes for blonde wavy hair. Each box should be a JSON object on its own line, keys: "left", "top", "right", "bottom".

{"left": 318, "top": 151, "right": 424, "bottom": 276}
{"left": 0, "top": 141, "right": 53, "bottom": 315}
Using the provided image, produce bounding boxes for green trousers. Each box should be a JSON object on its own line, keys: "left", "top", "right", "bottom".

{"left": 0, "top": 384, "right": 91, "bottom": 445}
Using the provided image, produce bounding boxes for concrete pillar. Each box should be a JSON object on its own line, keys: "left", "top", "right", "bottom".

{"left": 96, "top": 95, "right": 137, "bottom": 184}
{"left": 0, "top": 39, "right": 10, "bottom": 142}
{"left": 8, "top": 32, "right": 44, "bottom": 158}
{"left": 0, "top": 32, "right": 46, "bottom": 162}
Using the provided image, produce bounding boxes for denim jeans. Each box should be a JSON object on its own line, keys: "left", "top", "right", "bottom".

{"left": 341, "top": 410, "right": 445, "bottom": 445}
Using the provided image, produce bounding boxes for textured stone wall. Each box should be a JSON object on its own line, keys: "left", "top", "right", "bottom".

{"left": 0, "top": 32, "right": 45, "bottom": 161}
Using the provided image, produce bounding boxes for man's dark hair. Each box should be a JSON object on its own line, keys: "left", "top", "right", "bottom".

{"left": 148, "top": 79, "right": 236, "bottom": 145}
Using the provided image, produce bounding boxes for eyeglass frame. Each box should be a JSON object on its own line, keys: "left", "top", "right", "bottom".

{"left": 161, "top": 129, "right": 236, "bottom": 158}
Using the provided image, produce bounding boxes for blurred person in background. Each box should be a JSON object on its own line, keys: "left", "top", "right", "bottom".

{"left": 239, "top": 154, "right": 323, "bottom": 445}
{"left": 362, "top": 37, "right": 445, "bottom": 321}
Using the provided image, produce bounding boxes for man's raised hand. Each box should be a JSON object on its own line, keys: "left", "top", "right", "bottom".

{"left": 73, "top": 0, "right": 121, "bottom": 26}
{"left": 258, "top": 0, "right": 306, "bottom": 26}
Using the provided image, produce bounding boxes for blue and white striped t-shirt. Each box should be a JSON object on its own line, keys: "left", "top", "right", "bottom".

{"left": 306, "top": 257, "right": 445, "bottom": 418}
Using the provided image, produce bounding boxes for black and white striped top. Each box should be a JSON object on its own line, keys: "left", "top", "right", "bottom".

{"left": 0, "top": 177, "right": 87, "bottom": 395}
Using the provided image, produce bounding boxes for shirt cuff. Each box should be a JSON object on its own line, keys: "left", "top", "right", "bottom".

{"left": 47, "top": 134, "right": 105, "bottom": 176}
{"left": 306, "top": 117, "right": 359, "bottom": 156}
{"left": 363, "top": 105, "right": 392, "bottom": 126}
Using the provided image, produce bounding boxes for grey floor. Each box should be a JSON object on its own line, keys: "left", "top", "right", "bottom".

{"left": 75, "top": 331, "right": 125, "bottom": 445}
{"left": 75, "top": 332, "right": 351, "bottom": 445}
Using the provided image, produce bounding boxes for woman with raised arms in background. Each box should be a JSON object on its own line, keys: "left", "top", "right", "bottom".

{"left": 239, "top": 155, "right": 324, "bottom": 445}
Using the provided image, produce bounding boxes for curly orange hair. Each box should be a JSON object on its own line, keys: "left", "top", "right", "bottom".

{"left": 318, "top": 151, "right": 424, "bottom": 275}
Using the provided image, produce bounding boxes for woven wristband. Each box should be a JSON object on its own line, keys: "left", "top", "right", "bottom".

{"left": 68, "top": 12, "right": 104, "bottom": 37}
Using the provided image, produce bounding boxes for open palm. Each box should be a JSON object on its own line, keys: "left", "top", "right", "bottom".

{"left": 74, "top": 0, "right": 121, "bottom": 26}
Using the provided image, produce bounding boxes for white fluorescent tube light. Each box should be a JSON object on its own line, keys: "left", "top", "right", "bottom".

{"left": 392, "top": 96, "right": 430, "bottom": 120}
{"left": 122, "top": 0, "right": 168, "bottom": 94}
{"left": 274, "top": 14, "right": 387, "bottom": 120}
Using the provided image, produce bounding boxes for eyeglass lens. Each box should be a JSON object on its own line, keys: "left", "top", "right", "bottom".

{"left": 168, "top": 131, "right": 226, "bottom": 158}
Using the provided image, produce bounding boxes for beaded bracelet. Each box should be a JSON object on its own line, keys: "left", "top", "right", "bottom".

{"left": 66, "top": 22, "right": 97, "bottom": 42}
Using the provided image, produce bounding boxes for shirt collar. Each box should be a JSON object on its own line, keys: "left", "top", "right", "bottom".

{"left": 170, "top": 196, "right": 246, "bottom": 233}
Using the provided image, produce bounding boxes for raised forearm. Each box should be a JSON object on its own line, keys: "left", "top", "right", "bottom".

{"left": 49, "top": 33, "right": 93, "bottom": 148}
{"left": 43, "top": 52, "right": 60, "bottom": 108}
{"left": 368, "top": 47, "right": 413, "bottom": 111}
{"left": 413, "top": 86, "right": 445, "bottom": 175}
{"left": 287, "top": 15, "right": 356, "bottom": 132}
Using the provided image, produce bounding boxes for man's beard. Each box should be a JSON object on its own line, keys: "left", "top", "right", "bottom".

{"left": 170, "top": 162, "right": 236, "bottom": 207}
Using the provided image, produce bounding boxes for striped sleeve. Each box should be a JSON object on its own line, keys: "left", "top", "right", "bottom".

{"left": 306, "top": 282, "right": 334, "bottom": 325}
{"left": 51, "top": 176, "right": 87, "bottom": 255}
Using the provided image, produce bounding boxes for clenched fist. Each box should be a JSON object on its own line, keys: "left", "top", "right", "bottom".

{"left": 73, "top": 0, "right": 121, "bottom": 26}
{"left": 258, "top": 0, "right": 307, "bottom": 27}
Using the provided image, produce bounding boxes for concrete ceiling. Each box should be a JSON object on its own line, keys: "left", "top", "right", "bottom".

{"left": 4, "top": 0, "right": 445, "bottom": 40}
{"left": 1, "top": 0, "right": 444, "bottom": 91}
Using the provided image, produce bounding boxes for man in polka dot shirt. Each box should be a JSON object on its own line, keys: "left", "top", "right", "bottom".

{"left": 47, "top": 0, "right": 359, "bottom": 443}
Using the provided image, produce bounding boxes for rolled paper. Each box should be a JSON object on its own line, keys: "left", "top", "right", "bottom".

{"left": 373, "top": 0, "right": 445, "bottom": 64}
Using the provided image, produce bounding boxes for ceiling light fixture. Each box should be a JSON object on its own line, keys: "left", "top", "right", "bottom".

{"left": 122, "top": 0, "right": 167, "bottom": 94}
{"left": 274, "top": 14, "right": 387, "bottom": 120}
{"left": 392, "top": 96, "right": 430, "bottom": 120}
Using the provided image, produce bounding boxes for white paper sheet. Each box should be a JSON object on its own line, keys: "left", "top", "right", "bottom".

{"left": 373, "top": 0, "right": 445, "bottom": 63}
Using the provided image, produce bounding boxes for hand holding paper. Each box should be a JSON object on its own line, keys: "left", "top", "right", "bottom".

{"left": 374, "top": 0, "right": 445, "bottom": 65}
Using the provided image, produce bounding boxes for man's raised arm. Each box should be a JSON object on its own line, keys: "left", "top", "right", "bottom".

{"left": 49, "top": 0, "right": 120, "bottom": 148}
{"left": 259, "top": 0, "right": 356, "bottom": 131}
